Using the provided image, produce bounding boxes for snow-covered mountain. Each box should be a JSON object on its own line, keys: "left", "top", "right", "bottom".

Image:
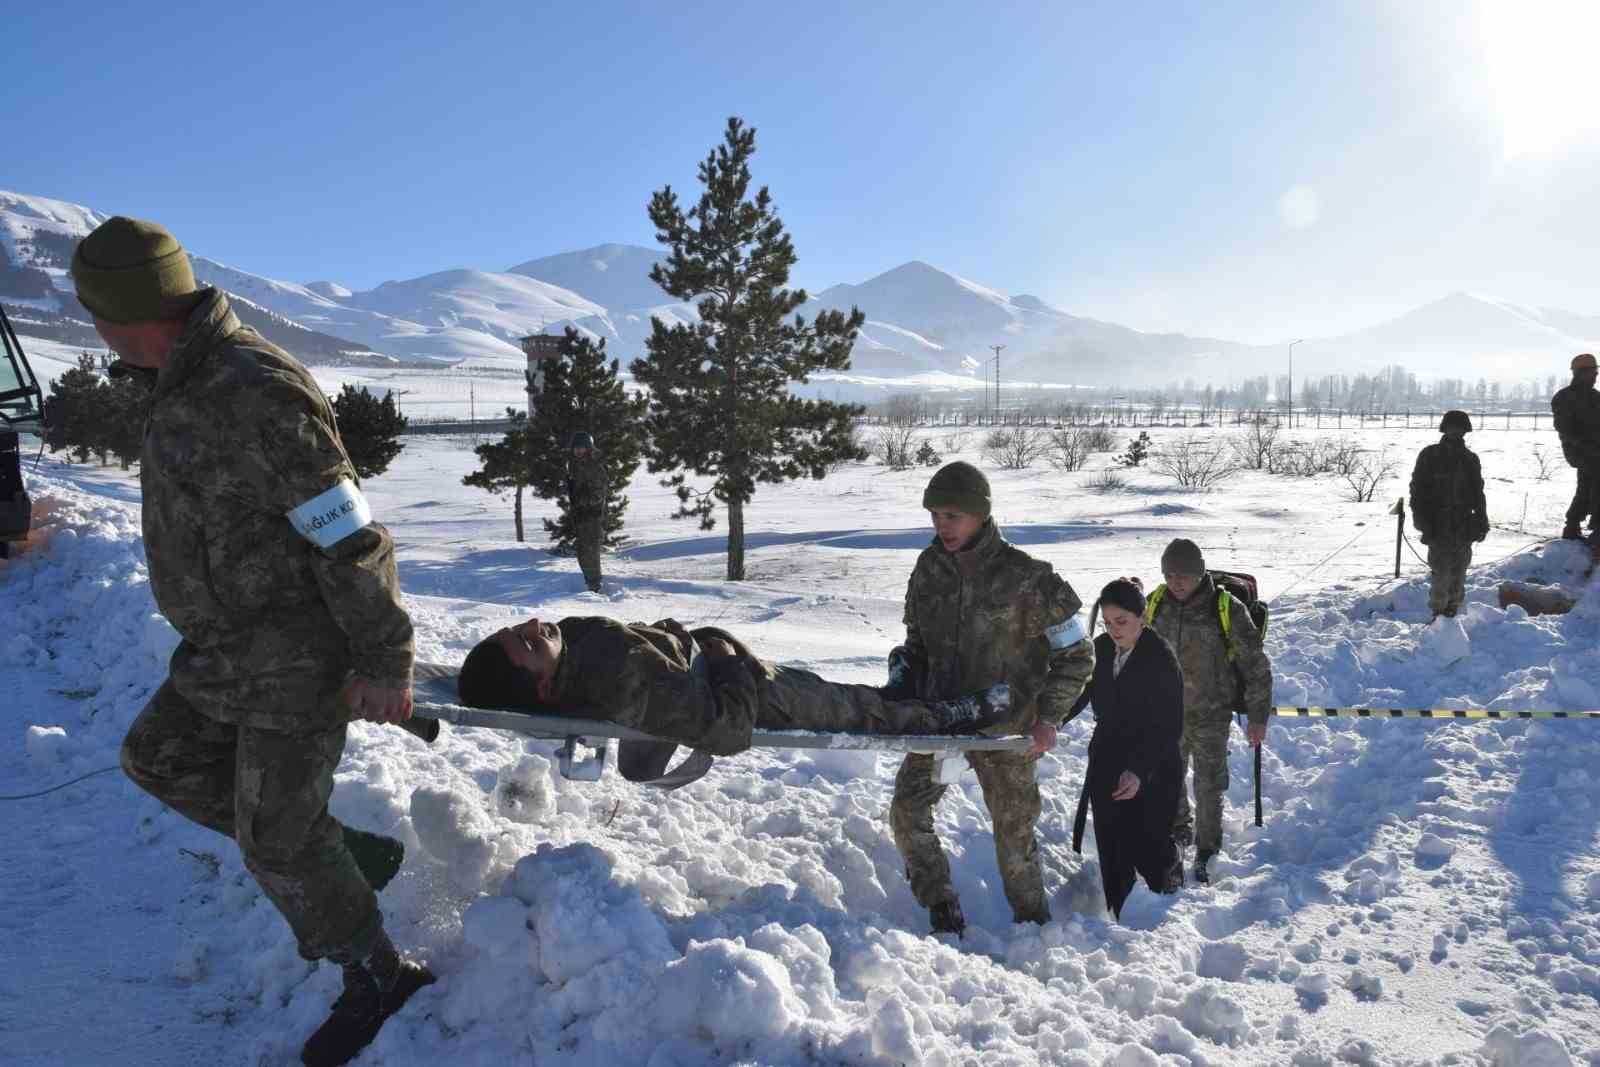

{"left": 4, "top": 188, "right": 1597, "bottom": 386}
{"left": 1294, "top": 292, "right": 1600, "bottom": 382}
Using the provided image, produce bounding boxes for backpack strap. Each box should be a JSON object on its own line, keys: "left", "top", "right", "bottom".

{"left": 1144, "top": 584, "right": 1166, "bottom": 624}
{"left": 1216, "top": 588, "right": 1236, "bottom": 663}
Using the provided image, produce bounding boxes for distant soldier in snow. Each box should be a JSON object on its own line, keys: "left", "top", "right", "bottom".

{"left": 1409, "top": 410, "right": 1489, "bottom": 618}
{"left": 1551, "top": 353, "right": 1600, "bottom": 546}
{"left": 566, "top": 430, "right": 608, "bottom": 592}
{"left": 886, "top": 462, "right": 1095, "bottom": 935}
{"left": 1143, "top": 539, "right": 1272, "bottom": 886}
{"left": 72, "top": 216, "right": 433, "bottom": 1067}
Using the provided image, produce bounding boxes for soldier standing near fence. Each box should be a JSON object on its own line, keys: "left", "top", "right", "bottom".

{"left": 566, "top": 431, "right": 608, "bottom": 592}
{"left": 1409, "top": 410, "right": 1488, "bottom": 618}
{"left": 1551, "top": 353, "right": 1600, "bottom": 547}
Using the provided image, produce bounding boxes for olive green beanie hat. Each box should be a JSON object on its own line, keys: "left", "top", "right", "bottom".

{"left": 71, "top": 216, "right": 200, "bottom": 324}
{"left": 922, "top": 461, "right": 991, "bottom": 519}
{"left": 1160, "top": 537, "right": 1206, "bottom": 577}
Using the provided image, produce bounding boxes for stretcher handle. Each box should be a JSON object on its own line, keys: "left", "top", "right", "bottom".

{"left": 397, "top": 715, "right": 441, "bottom": 744}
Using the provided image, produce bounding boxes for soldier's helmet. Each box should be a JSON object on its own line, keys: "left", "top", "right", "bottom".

{"left": 569, "top": 431, "right": 595, "bottom": 451}
{"left": 1438, "top": 410, "right": 1472, "bottom": 434}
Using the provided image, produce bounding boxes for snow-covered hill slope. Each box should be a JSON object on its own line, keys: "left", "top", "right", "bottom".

{"left": 6, "top": 420, "right": 1600, "bottom": 1065}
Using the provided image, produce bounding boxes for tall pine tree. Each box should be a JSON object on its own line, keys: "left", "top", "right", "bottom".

{"left": 631, "top": 117, "right": 866, "bottom": 580}
{"left": 525, "top": 327, "right": 646, "bottom": 553}
{"left": 463, "top": 408, "right": 533, "bottom": 542}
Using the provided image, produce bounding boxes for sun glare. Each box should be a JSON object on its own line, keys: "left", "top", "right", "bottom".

{"left": 1479, "top": 0, "right": 1600, "bottom": 157}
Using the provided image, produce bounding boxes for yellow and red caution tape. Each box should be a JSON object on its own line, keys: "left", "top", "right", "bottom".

{"left": 1272, "top": 707, "right": 1600, "bottom": 719}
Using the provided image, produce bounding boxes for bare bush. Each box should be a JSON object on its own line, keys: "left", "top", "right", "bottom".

{"left": 1343, "top": 449, "right": 1397, "bottom": 502}
{"left": 872, "top": 424, "right": 919, "bottom": 470}
{"left": 1231, "top": 418, "right": 1279, "bottom": 471}
{"left": 982, "top": 426, "right": 1051, "bottom": 470}
{"left": 1047, "top": 428, "right": 1093, "bottom": 471}
{"left": 1152, "top": 434, "right": 1240, "bottom": 488}
{"left": 831, "top": 421, "right": 867, "bottom": 473}
{"left": 941, "top": 428, "right": 971, "bottom": 453}
{"left": 1081, "top": 426, "right": 1117, "bottom": 452}
{"left": 1087, "top": 467, "right": 1129, "bottom": 492}
{"left": 1324, "top": 438, "right": 1364, "bottom": 477}
{"left": 1531, "top": 444, "right": 1559, "bottom": 481}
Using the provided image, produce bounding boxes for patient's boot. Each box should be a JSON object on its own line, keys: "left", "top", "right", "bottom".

{"left": 928, "top": 684, "right": 1011, "bottom": 735}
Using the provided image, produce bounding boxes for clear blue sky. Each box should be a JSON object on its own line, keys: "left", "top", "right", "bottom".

{"left": 7, "top": 0, "right": 1597, "bottom": 342}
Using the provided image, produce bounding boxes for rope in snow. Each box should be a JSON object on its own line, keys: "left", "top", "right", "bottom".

{"left": 0, "top": 765, "right": 119, "bottom": 801}
{"left": 1274, "top": 524, "right": 1373, "bottom": 601}
{"left": 1273, "top": 707, "right": 1600, "bottom": 719}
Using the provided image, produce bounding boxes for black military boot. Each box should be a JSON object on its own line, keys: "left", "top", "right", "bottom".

{"left": 929, "top": 683, "right": 1011, "bottom": 735}
{"left": 341, "top": 826, "right": 405, "bottom": 892}
{"left": 1193, "top": 850, "right": 1215, "bottom": 886}
{"left": 1561, "top": 524, "right": 1584, "bottom": 541}
{"left": 301, "top": 933, "right": 436, "bottom": 1067}
{"left": 929, "top": 899, "right": 966, "bottom": 937}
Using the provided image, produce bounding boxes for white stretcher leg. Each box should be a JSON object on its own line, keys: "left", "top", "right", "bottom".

{"left": 935, "top": 753, "right": 966, "bottom": 784}
{"left": 557, "top": 737, "right": 608, "bottom": 782}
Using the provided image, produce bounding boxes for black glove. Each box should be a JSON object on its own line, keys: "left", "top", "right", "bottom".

{"left": 880, "top": 645, "right": 919, "bottom": 701}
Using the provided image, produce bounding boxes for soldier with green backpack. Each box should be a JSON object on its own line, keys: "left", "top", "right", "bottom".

{"left": 1143, "top": 538, "right": 1273, "bottom": 885}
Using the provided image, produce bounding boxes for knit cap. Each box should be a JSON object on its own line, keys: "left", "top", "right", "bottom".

{"left": 71, "top": 216, "right": 199, "bottom": 324}
{"left": 921, "top": 461, "right": 991, "bottom": 519}
{"left": 1160, "top": 537, "right": 1206, "bottom": 577}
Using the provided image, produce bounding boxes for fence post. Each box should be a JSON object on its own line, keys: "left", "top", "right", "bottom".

{"left": 1391, "top": 497, "right": 1405, "bottom": 579}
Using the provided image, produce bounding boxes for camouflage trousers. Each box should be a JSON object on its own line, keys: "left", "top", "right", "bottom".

{"left": 764, "top": 666, "right": 978, "bottom": 735}
{"left": 1564, "top": 465, "right": 1597, "bottom": 532}
{"left": 576, "top": 518, "right": 603, "bottom": 592}
{"left": 1173, "top": 712, "right": 1232, "bottom": 855}
{"left": 889, "top": 749, "right": 1047, "bottom": 924}
{"left": 120, "top": 681, "right": 381, "bottom": 964}
{"left": 1427, "top": 540, "right": 1472, "bottom": 617}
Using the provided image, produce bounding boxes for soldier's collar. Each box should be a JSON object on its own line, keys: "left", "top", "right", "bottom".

{"left": 154, "top": 289, "right": 239, "bottom": 400}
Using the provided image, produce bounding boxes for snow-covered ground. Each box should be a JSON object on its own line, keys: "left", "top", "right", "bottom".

{"left": 4, "top": 418, "right": 1599, "bottom": 1066}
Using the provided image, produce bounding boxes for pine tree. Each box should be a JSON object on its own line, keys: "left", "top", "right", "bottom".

{"left": 525, "top": 328, "right": 647, "bottom": 553}
{"left": 103, "top": 374, "right": 151, "bottom": 470}
{"left": 45, "top": 354, "right": 108, "bottom": 464}
{"left": 631, "top": 117, "right": 867, "bottom": 581}
{"left": 331, "top": 385, "right": 407, "bottom": 479}
{"left": 463, "top": 408, "right": 533, "bottom": 542}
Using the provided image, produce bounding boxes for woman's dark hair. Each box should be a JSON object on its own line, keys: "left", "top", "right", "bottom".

{"left": 458, "top": 636, "right": 543, "bottom": 709}
{"left": 1098, "top": 578, "right": 1147, "bottom": 619}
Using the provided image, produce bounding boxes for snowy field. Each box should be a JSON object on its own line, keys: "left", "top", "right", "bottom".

{"left": 4, "top": 411, "right": 1600, "bottom": 1067}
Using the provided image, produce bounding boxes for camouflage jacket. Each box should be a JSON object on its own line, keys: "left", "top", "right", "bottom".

{"left": 1145, "top": 574, "right": 1272, "bottom": 725}
{"left": 566, "top": 453, "right": 608, "bottom": 521}
{"left": 1551, "top": 383, "right": 1600, "bottom": 469}
{"left": 140, "top": 290, "right": 414, "bottom": 728}
{"left": 1409, "top": 437, "right": 1487, "bottom": 544}
{"left": 900, "top": 520, "right": 1093, "bottom": 731}
{"left": 547, "top": 616, "right": 770, "bottom": 755}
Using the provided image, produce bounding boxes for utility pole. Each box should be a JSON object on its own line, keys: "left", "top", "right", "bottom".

{"left": 990, "top": 344, "right": 1005, "bottom": 424}
{"left": 1287, "top": 338, "right": 1304, "bottom": 428}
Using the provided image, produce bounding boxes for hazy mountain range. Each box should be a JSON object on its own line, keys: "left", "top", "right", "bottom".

{"left": 3, "top": 189, "right": 1595, "bottom": 388}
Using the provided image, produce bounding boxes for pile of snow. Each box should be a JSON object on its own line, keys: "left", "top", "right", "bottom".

{"left": 6, "top": 461, "right": 1600, "bottom": 1065}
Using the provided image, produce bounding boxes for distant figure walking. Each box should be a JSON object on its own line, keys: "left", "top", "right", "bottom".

{"left": 566, "top": 431, "right": 608, "bottom": 592}
{"left": 1409, "top": 410, "right": 1488, "bottom": 618}
{"left": 1551, "top": 353, "right": 1600, "bottom": 547}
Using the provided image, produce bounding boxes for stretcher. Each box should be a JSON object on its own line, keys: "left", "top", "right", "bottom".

{"left": 398, "top": 663, "right": 1033, "bottom": 790}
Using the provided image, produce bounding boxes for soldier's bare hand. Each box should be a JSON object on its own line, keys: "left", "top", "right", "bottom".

{"left": 1027, "top": 721, "right": 1057, "bottom": 755}
{"left": 1246, "top": 721, "right": 1267, "bottom": 749}
{"left": 345, "top": 677, "right": 414, "bottom": 723}
{"left": 1111, "top": 771, "right": 1141, "bottom": 800}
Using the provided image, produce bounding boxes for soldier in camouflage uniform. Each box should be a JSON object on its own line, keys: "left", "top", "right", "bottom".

{"left": 887, "top": 462, "right": 1095, "bottom": 934}
{"left": 456, "top": 615, "right": 1012, "bottom": 756}
{"left": 566, "top": 431, "right": 608, "bottom": 592}
{"left": 72, "top": 217, "right": 431, "bottom": 1067}
{"left": 1551, "top": 353, "right": 1600, "bottom": 546}
{"left": 1409, "top": 410, "right": 1489, "bottom": 618}
{"left": 1144, "top": 538, "right": 1272, "bottom": 885}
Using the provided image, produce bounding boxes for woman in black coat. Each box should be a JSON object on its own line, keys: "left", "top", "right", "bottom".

{"left": 1066, "top": 578, "right": 1186, "bottom": 919}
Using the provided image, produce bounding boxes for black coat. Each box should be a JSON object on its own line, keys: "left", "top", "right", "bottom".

{"left": 1068, "top": 628, "right": 1185, "bottom": 917}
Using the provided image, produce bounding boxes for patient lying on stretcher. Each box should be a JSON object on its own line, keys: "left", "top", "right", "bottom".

{"left": 456, "top": 616, "right": 1012, "bottom": 758}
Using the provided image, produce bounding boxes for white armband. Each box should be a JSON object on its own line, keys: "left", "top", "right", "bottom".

{"left": 286, "top": 479, "right": 373, "bottom": 549}
{"left": 1044, "top": 615, "right": 1087, "bottom": 650}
